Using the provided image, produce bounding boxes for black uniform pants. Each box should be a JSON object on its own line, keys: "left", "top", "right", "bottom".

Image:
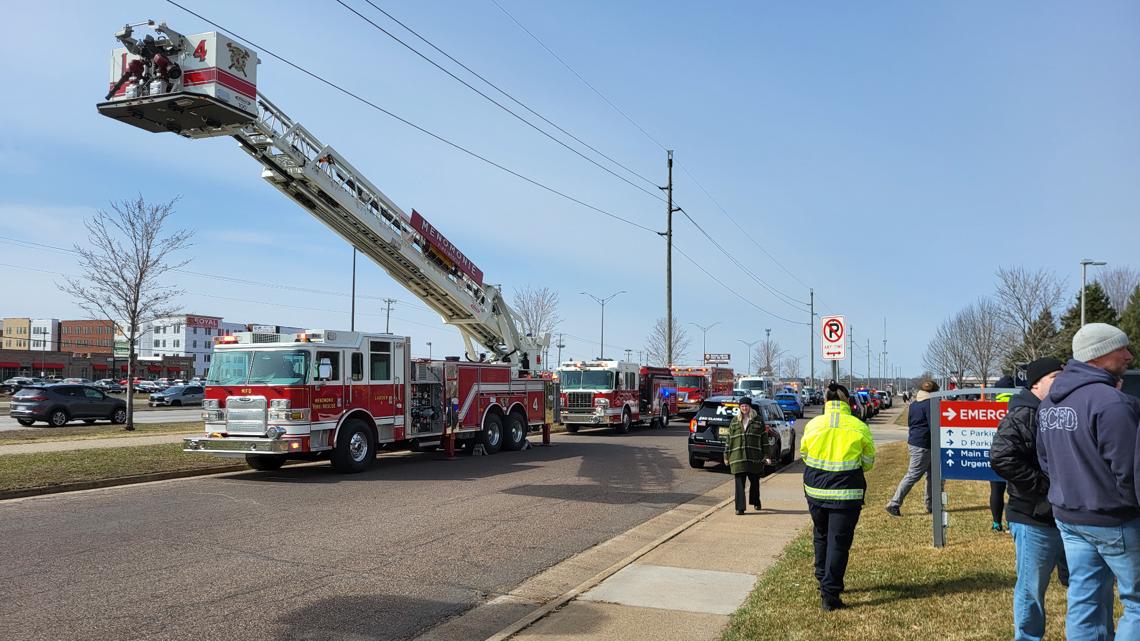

{"left": 809, "top": 504, "right": 861, "bottom": 598}
{"left": 734, "top": 472, "right": 761, "bottom": 512}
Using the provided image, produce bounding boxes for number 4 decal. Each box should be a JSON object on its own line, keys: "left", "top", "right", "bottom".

{"left": 193, "top": 39, "right": 207, "bottom": 62}
{"left": 532, "top": 398, "right": 538, "bottom": 411}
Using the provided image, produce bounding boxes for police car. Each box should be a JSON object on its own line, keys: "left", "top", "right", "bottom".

{"left": 686, "top": 395, "right": 796, "bottom": 471}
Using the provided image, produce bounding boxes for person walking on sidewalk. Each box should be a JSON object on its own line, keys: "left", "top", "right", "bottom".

{"left": 727, "top": 397, "right": 770, "bottom": 515}
{"left": 886, "top": 379, "right": 939, "bottom": 516}
{"left": 990, "top": 357, "right": 1068, "bottom": 641}
{"left": 1038, "top": 323, "right": 1140, "bottom": 641}
{"left": 801, "top": 382, "right": 876, "bottom": 611}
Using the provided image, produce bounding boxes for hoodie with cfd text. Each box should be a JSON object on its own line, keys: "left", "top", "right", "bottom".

{"left": 1036, "top": 359, "right": 1140, "bottom": 526}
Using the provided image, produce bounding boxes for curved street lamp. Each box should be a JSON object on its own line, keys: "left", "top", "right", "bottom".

{"left": 581, "top": 290, "right": 626, "bottom": 359}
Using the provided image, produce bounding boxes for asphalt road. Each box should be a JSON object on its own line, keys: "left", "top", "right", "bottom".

{"left": 0, "top": 408, "right": 833, "bottom": 641}
{"left": 0, "top": 407, "right": 203, "bottom": 431}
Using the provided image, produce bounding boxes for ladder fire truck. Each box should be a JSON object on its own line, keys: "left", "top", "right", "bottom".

{"left": 96, "top": 21, "right": 550, "bottom": 472}
{"left": 556, "top": 360, "right": 677, "bottom": 433}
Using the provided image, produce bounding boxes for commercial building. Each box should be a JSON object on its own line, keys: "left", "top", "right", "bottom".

{"left": 2, "top": 318, "right": 31, "bottom": 351}
{"left": 30, "top": 318, "right": 60, "bottom": 352}
{"left": 0, "top": 350, "right": 192, "bottom": 381}
{"left": 60, "top": 320, "right": 116, "bottom": 355}
{"left": 135, "top": 315, "right": 301, "bottom": 376}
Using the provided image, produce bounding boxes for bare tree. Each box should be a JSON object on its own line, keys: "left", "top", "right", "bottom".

{"left": 753, "top": 338, "right": 785, "bottom": 376}
{"left": 781, "top": 356, "right": 803, "bottom": 379}
{"left": 511, "top": 285, "right": 561, "bottom": 345}
{"left": 59, "top": 196, "right": 193, "bottom": 430}
{"left": 923, "top": 313, "right": 972, "bottom": 385}
{"left": 645, "top": 317, "right": 690, "bottom": 366}
{"left": 960, "top": 298, "right": 1007, "bottom": 385}
{"left": 1097, "top": 266, "right": 1140, "bottom": 316}
{"left": 993, "top": 266, "right": 1065, "bottom": 362}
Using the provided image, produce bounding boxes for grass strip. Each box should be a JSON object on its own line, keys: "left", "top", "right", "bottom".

{"left": 893, "top": 404, "right": 909, "bottom": 427}
{"left": 0, "top": 422, "right": 201, "bottom": 445}
{"left": 0, "top": 443, "right": 241, "bottom": 494}
{"left": 722, "top": 441, "right": 1078, "bottom": 641}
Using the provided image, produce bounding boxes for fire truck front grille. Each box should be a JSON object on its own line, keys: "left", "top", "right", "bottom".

{"left": 225, "top": 396, "right": 268, "bottom": 435}
{"left": 567, "top": 392, "right": 594, "bottom": 410}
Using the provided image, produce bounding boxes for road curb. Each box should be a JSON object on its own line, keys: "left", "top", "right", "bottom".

{"left": 482, "top": 476, "right": 753, "bottom": 641}
{"left": 0, "top": 464, "right": 250, "bottom": 501}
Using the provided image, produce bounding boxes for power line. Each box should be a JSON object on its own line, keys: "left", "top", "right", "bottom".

{"left": 484, "top": 1, "right": 811, "bottom": 309}
{"left": 671, "top": 247, "right": 806, "bottom": 326}
{"left": 163, "top": 0, "right": 658, "bottom": 235}
{"left": 488, "top": 0, "right": 669, "bottom": 151}
{"left": 0, "top": 235, "right": 440, "bottom": 314}
{"left": 351, "top": 0, "right": 661, "bottom": 193}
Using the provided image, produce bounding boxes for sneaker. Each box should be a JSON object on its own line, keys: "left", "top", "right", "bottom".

{"left": 753, "top": 501, "right": 763, "bottom": 511}
{"left": 885, "top": 505, "right": 901, "bottom": 517}
{"left": 991, "top": 522, "right": 1003, "bottom": 533}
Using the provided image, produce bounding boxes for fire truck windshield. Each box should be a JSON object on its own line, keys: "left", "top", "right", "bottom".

{"left": 673, "top": 375, "right": 705, "bottom": 388}
{"left": 206, "top": 350, "right": 310, "bottom": 386}
{"left": 558, "top": 370, "right": 614, "bottom": 390}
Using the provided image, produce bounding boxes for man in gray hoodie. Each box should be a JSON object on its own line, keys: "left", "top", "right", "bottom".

{"left": 1038, "top": 323, "right": 1139, "bottom": 641}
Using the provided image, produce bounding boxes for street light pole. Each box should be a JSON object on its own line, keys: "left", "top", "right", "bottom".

{"left": 738, "top": 339, "right": 760, "bottom": 374}
{"left": 581, "top": 290, "right": 626, "bottom": 359}
{"left": 690, "top": 322, "right": 720, "bottom": 363}
{"left": 1080, "top": 258, "right": 1107, "bottom": 326}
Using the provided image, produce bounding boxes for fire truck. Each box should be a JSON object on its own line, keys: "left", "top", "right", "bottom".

{"left": 670, "top": 366, "right": 735, "bottom": 416}
{"left": 557, "top": 361, "right": 677, "bottom": 433}
{"left": 95, "top": 22, "right": 551, "bottom": 472}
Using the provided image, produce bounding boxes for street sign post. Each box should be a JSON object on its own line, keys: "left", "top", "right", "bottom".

{"left": 703, "top": 353, "right": 730, "bottom": 365}
{"left": 930, "top": 388, "right": 1017, "bottom": 548}
{"left": 821, "top": 315, "right": 845, "bottom": 361}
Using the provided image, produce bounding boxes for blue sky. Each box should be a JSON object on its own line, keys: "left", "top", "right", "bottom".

{"left": 1, "top": 1, "right": 1137, "bottom": 378}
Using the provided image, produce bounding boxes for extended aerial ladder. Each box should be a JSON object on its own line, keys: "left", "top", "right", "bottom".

{"left": 96, "top": 20, "right": 547, "bottom": 367}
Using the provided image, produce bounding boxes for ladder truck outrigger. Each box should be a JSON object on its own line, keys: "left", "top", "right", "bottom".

{"left": 96, "top": 21, "right": 551, "bottom": 472}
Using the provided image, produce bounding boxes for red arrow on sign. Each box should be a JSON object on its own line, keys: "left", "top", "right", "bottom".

{"left": 939, "top": 401, "right": 1007, "bottom": 428}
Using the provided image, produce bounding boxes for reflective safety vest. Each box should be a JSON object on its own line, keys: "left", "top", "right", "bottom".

{"left": 801, "top": 400, "right": 876, "bottom": 507}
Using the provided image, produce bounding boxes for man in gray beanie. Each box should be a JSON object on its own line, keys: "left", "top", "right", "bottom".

{"left": 1037, "top": 322, "right": 1139, "bottom": 641}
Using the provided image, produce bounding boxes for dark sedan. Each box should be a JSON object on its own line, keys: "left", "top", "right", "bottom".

{"left": 9, "top": 384, "right": 128, "bottom": 427}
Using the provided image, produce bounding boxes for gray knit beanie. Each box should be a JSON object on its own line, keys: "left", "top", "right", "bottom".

{"left": 1072, "top": 323, "right": 1130, "bottom": 362}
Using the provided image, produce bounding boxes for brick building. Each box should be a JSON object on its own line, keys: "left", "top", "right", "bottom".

{"left": 60, "top": 320, "right": 116, "bottom": 355}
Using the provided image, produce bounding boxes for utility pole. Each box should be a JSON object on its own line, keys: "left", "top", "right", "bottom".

{"left": 660, "top": 151, "right": 679, "bottom": 365}
{"left": 625, "top": 348, "right": 633, "bottom": 362}
{"left": 866, "top": 339, "right": 871, "bottom": 390}
{"left": 809, "top": 289, "right": 815, "bottom": 389}
{"left": 556, "top": 333, "right": 565, "bottom": 367}
{"left": 426, "top": 341, "right": 432, "bottom": 360}
{"left": 882, "top": 317, "right": 887, "bottom": 390}
{"left": 847, "top": 325, "right": 854, "bottom": 390}
{"left": 383, "top": 298, "right": 397, "bottom": 333}
{"left": 1080, "top": 258, "right": 1107, "bottom": 326}
{"left": 350, "top": 248, "right": 357, "bottom": 331}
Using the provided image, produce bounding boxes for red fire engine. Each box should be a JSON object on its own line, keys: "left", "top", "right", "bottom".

{"left": 185, "top": 330, "right": 546, "bottom": 472}
{"left": 557, "top": 361, "right": 677, "bottom": 433}
{"left": 670, "top": 366, "right": 735, "bottom": 416}
{"left": 96, "top": 22, "right": 553, "bottom": 472}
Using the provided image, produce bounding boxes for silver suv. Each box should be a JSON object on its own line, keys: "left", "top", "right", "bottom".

{"left": 148, "top": 385, "right": 205, "bottom": 407}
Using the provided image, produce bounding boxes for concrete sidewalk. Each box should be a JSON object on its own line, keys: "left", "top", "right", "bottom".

{"left": 0, "top": 433, "right": 192, "bottom": 456}
{"left": 495, "top": 408, "right": 907, "bottom": 641}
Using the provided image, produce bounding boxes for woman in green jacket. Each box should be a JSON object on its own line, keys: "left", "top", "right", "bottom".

{"left": 727, "top": 397, "right": 772, "bottom": 515}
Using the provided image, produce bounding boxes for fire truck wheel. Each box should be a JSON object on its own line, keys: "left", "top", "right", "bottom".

{"left": 564, "top": 424, "right": 580, "bottom": 433}
{"left": 615, "top": 408, "right": 632, "bottom": 434}
{"left": 245, "top": 454, "right": 285, "bottom": 471}
{"left": 503, "top": 412, "right": 527, "bottom": 451}
{"left": 331, "top": 419, "right": 376, "bottom": 473}
{"left": 479, "top": 413, "right": 504, "bottom": 454}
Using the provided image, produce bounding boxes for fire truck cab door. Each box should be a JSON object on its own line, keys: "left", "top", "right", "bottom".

{"left": 366, "top": 339, "right": 402, "bottom": 437}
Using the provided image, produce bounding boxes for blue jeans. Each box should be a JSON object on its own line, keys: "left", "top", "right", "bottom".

{"left": 1009, "top": 522, "right": 1068, "bottom": 641}
{"left": 1057, "top": 517, "right": 1140, "bottom": 641}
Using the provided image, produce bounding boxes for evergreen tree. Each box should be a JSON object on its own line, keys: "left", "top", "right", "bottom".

{"left": 1005, "top": 308, "right": 1060, "bottom": 371}
{"left": 1053, "top": 283, "right": 1118, "bottom": 361}
{"left": 1119, "top": 285, "right": 1140, "bottom": 347}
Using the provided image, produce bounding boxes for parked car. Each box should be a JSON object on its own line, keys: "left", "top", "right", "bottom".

{"left": 61, "top": 377, "right": 94, "bottom": 385}
{"left": 134, "top": 380, "right": 159, "bottom": 394}
{"left": 848, "top": 393, "right": 868, "bottom": 421}
{"left": 148, "top": 384, "right": 205, "bottom": 407}
{"left": 876, "top": 391, "right": 893, "bottom": 409}
{"left": 2, "top": 377, "right": 36, "bottom": 394}
{"left": 774, "top": 392, "right": 804, "bottom": 419}
{"left": 94, "top": 379, "right": 125, "bottom": 393}
{"left": 9, "top": 384, "right": 128, "bottom": 427}
{"left": 687, "top": 396, "right": 796, "bottom": 470}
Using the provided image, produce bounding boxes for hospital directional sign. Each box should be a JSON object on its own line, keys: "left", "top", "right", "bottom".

{"left": 939, "top": 400, "right": 1006, "bottom": 481}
